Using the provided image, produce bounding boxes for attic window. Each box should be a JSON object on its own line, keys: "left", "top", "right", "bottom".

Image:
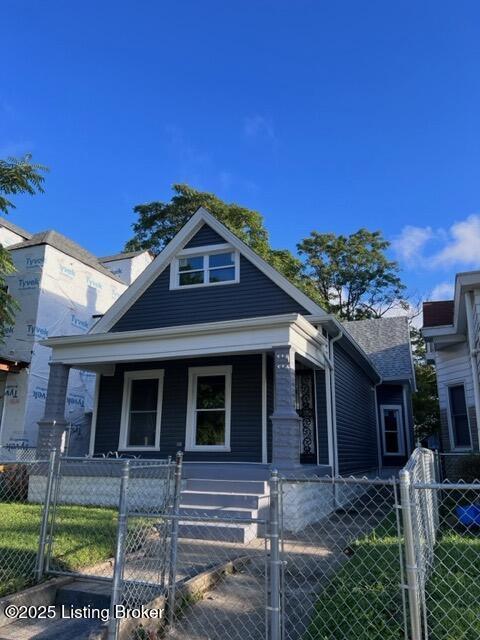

{"left": 170, "top": 244, "right": 239, "bottom": 289}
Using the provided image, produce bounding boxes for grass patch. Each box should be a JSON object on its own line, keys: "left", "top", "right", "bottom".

{"left": 307, "top": 515, "right": 480, "bottom": 640}
{"left": 0, "top": 502, "right": 118, "bottom": 597}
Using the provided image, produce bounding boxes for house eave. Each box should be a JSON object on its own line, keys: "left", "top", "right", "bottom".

{"left": 41, "top": 313, "right": 328, "bottom": 369}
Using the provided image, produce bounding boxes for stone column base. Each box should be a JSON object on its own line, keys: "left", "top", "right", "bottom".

{"left": 271, "top": 413, "right": 302, "bottom": 470}
{"left": 37, "top": 419, "right": 68, "bottom": 459}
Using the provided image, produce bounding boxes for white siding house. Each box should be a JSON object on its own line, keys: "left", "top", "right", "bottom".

{"left": 423, "top": 272, "right": 480, "bottom": 454}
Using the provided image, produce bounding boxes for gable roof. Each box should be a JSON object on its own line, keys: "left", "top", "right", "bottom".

{"left": 342, "top": 316, "right": 415, "bottom": 385}
{"left": 90, "top": 207, "right": 327, "bottom": 334}
{"left": 8, "top": 230, "right": 126, "bottom": 284}
{"left": 0, "top": 216, "right": 32, "bottom": 240}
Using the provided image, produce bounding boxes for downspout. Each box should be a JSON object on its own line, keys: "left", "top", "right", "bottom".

{"left": 465, "top": 291, "right": 480, "bottom": 448}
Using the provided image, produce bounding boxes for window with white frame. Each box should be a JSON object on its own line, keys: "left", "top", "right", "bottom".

{"left": 119, "top": 370, "right": 164, "bottom": 450}
{"left": 448, "top": 384, "right": 471, "bottom": 449}
{"left": 170, "top": 245, "right": 239, "bottom": 289}
{"left": 186, "top": 366, "right": 232, "bottom": 451}
{"left": 380, "top": 404, "right": 405, "bottom": 456}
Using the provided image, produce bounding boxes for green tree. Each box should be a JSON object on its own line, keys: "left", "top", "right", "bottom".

{"left": 410, "top": 326, "right": 440, "bottom": 442}
{"left": 297, "top": 229, "right": 407, "bottom": 320}
{"left": 125, "top": 183, "right": 308, "bottom": 291}
{"left": 0, "top": 155, "right": 47, "bottom": 334}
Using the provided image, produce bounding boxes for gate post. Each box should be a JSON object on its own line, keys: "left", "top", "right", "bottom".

{"left": 35, "top": 448, "right": 58, "bottom": 582}
{"left": 268, "top": 469, "right": 282, "bottom": 640}
{"left": 107, "top": 459, "right": 130, "bottom": 640}
{"left": 399, "top": 469, "right": 422, "bottom": 640}
{"left": 166, "top": 451, "right": 183, "bottom": 629}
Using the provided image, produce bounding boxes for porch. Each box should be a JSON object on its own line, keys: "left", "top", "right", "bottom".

{"left": 39, "top": 313, "right": 334, "bottom": 474}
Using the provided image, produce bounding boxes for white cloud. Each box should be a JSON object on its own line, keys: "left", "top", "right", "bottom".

{"left": 392, "top": 225, "right": 435, "bottom": 266}
{"left": 394, "top": 213, "right": 480, "bottom": 271}
{"left": 243, "top": 115, "right": 276, "bottom": 142}
{"left": 430, "top": 214, "right": 480, "bottom": 268}
{"left": 430, "top": 282, "right": 455, "bottom": 300}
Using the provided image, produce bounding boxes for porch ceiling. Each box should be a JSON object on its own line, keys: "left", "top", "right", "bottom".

{"left": 41, "top": 313, "right": 327, "bottom": 370}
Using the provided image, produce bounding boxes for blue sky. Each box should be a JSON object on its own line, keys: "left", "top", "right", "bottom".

{"left": 2, "top": 0, "right": 480, "bottom": 304}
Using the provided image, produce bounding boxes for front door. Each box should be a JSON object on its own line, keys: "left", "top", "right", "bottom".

{"left": 295, "top": 370, "right": 317, "bottom": 464}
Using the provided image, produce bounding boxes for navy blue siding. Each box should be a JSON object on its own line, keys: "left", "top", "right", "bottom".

{"left": 377, "top": 383, "right": 411, "bottom": 466}
{"left": 334, "top": 343, "right": 378, "bottom": 474}
{"left": 184, "top": 224, "right": 226, "bottom": 248}
{"left": 112, "top": 255, "right": 308, "bottom": 332}
{"left": 315, "top": 369, "right": 329, "bottom": 465}
{"left": 94, "top": 355, "right": 263, "bottom": 461}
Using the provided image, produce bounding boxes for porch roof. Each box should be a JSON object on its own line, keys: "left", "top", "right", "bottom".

{"left": 41, "top": 313, "right": 328, "bottom": 371}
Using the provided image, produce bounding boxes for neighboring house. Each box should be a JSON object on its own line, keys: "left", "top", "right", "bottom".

{"left": 40, "top": 207, "right": 414, "bottom": 477}
{"left": 423, "top": 272, "right": 480, "bottom": 456}
{"left": 0, "top": 217, "right": 153, "bottom": 451}
{"left": 343, "top": 317, "right": 416, "bottom": 468}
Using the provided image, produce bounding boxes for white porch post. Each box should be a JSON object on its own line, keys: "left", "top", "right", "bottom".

{"left": 271, "top": 346, "right": 302, "bottom": 470}
{"left": 37, "top": 363, "right": 71, "bottom": 458}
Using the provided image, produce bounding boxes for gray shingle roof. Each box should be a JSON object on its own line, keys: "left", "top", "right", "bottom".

{"left": 342, "top": 316, "right": 415, "bottom": 382}
{"left": 8, "top": 230, "right": 126, "bottom": 284}
{"left": 0, "top": 216, "right": 32, "bottom": 240}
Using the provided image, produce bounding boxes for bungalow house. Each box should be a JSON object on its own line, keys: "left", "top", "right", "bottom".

{"left": 39, "top": 207, "right": 414, "bottom": 480}
{"left": 423, "top": 271, "right": 480, "bottom": 458}
{"left": 0, "top": 216, "right": 152, "bottom": 453}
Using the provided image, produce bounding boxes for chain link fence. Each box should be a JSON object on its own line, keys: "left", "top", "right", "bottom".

{"left": 1, "top": 448, "right": 480, "bottom": 640}
{"left": 0, "top": 454, "right": 50, "bottom": 597}
{"left": 278, "top": 473, "right": 406, "bottom": 640}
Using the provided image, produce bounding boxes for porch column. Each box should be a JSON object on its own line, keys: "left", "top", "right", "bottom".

{"left": 271, "top": 346, "right": 302, "bottom": 470}
{"left": 37, "top": 363, "right": 71, "bottom": 458}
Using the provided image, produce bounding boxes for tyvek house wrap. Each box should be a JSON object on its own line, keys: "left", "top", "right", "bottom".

{"left": 0, "top": 243, "right": 129, "bottom": 451}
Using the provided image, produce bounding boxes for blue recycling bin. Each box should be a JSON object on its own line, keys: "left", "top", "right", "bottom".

{"left": 456, "top": 504, "right": 480, "bottom": 527}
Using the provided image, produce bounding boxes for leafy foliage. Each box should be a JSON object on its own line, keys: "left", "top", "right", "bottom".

{"left": 0, "top": 154, "right": 48, "bottom": 336}
{"left": 297, "top": 229, "right": 407, "bottom": 320}
{"left": 0, "top": 155, "right": 47, "bottom": 215}
{"left": 410, "top": 326, "right": 440, "bottom": 442}
{"left": 125, "top": 183, "right": 309, "bottom": 293}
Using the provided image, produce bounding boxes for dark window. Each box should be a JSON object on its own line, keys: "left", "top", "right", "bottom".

{"left": 449, "top": 385, "right": 471, "bottom": 448}
{"left": 127, "top": 378, "right": 159, "bottom": 447}
{"left": 195, "top": 375, "right": 226, "bottom": 446}
{"left": 381, "top": 406, "right": 404, "bottom": 455}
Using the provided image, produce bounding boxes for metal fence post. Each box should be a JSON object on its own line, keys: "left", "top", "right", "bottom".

{"left": 107, "top": 459, "right": 130, "bottom": 640}
{"left": 268, "top": 469, "right": 282, "bottom": 640}
{"left": 399, "top": 469, "right": 423, "bottom": 640}
{"left": 35, "top": 448, "right": 58, "bottom": 582}
{"left": 166, "top": 451, "right": 183, "bottom": 629}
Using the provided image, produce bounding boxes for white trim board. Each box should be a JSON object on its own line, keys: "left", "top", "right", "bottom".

{"left": 90, "top": 207, "right": 326, "bottom": 334}
{"left": 43, "top": 314, "right": 328, "bottom": 370}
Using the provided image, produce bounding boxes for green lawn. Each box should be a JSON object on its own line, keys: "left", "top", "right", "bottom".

{"left": 0, "top": 502, "right": 118, "bottom": 597}
{"left": 307, "top": 516, "right": 480, "bottom": 640}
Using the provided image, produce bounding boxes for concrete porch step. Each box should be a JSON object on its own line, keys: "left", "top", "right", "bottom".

{"left": 178, "top": 521, "right": 258, "bottom": 544}
{"left": 180, "top": 490, "right": 268, "bottom": 510}
{"left": 179, "top": 505, "right": 256, "bottom": 519}
{"left": 185, "top": 478, "right": 268, "bottom": 494}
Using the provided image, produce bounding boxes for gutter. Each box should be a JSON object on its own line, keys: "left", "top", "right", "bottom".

{"left": 465, "top": 291, "right": 480, "bottom": 448}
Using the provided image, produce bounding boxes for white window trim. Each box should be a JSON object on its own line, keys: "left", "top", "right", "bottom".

{"left": 186, "top": 365, "right": 232, "bottom": 452}
{"left": 119, "top": 370, "right": 164, "bottom": 451}
{"left": 446, "top": 382, "right": 472, "bottom": 452}
{"left": 380, "top": 404, "right": 405, "bottom": 456}
{"left": 169, "top": 243, "right": 240, "bottom": 290}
